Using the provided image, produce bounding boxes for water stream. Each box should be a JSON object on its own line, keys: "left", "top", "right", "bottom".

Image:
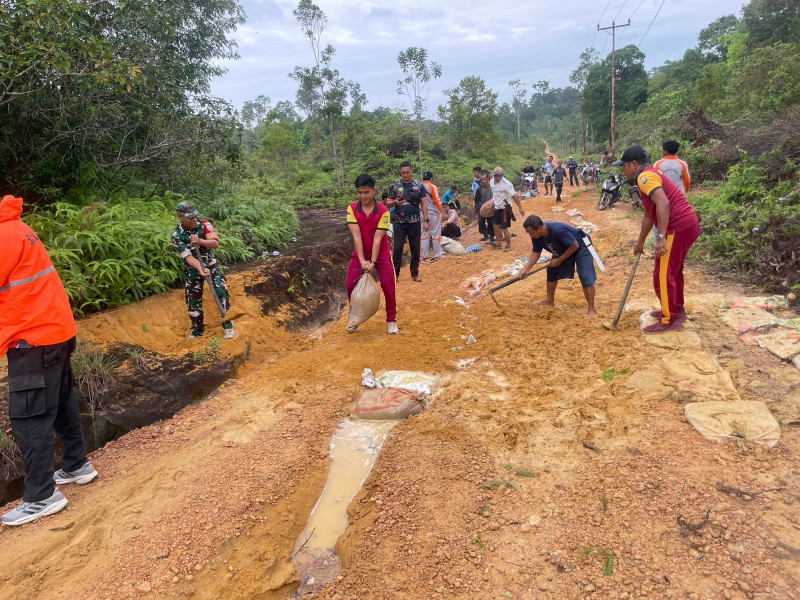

{"left": 291, "top": 418, "right": 396, "bottom": 596}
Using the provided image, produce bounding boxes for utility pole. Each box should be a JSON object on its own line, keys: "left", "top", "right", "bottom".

{"left": 597, "top": 19, "right": 630, "bottom": 157}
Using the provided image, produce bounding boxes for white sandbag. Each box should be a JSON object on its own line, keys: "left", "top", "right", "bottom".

{"left": 353, "top": 388, "right": 426, "bottom": 420}
{"left": 441, "top": 236, "right": 466, "bottom": 255}
{"left": 347, "top": 273, "right": 380, "bottom": 331}
{"left": 684, "top": 401, "right": 781, "bottom": 447}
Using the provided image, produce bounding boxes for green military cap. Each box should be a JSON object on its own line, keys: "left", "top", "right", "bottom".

{"left": 175, "top": 201, "right": 198, "bottom": 218}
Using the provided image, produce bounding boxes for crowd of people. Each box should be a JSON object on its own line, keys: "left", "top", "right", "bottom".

{"left": 0, "top": 140, "right": 698, "bottom": 526}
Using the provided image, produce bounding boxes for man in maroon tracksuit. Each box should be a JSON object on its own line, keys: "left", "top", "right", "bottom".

{"left": 614, "top": 146, "right": 701, "bottom": 334}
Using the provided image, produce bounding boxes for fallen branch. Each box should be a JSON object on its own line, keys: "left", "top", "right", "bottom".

{"left": 677, "top": 509, "right": 710, "bottom": 535}
{"left": 291, "top": 526, "right": 316, "bottom": 559}
{"left": 715, "top": 483, "right": 785, "bottom": 500}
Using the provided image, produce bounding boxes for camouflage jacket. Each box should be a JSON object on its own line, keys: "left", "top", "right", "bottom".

{"left": 171, "top": 220, "right": 219, "bottom": 280}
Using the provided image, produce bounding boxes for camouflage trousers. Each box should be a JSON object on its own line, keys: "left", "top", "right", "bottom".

{"left": 185, "top": 262, "right": 232, "bottom": 336}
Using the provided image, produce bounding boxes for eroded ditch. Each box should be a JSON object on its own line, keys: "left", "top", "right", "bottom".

{"left": 291, "top": 419, "right": 397, "bottom": 596}
{"left": 0, "top": 208, "right": 350, "bottom": 506}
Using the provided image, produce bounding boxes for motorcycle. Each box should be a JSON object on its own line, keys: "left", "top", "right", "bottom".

{"left": 580, "top": 164, "right": 592, "bottom": 185}
{"left": 521, "top": 171, "right": 536, "bottom": 190}
{"left": 597, "top": 173, "right": 642, "bottom": 211}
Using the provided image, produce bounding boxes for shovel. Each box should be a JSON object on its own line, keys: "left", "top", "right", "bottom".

{"left": 192, "top": 246, "right": 244, "bottom": 322}
{"left": 488, "top": 263, "right": 549, "bottom": 308}
{"left": 603, "top": 252, "right": 641, "bottom": 331}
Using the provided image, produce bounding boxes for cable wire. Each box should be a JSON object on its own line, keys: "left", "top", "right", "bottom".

{"left": 638, "top": 0, "right": 667, "bottom": 47}
{"left": 613, "top": 0, "right": 629, "bottom": 22}
{"left": 591, "top": 0, "right": 614, "bottom": 50}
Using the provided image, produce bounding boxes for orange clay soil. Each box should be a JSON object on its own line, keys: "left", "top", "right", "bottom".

{"left": 1, "top": 163, "right": 799, "bottom": 600}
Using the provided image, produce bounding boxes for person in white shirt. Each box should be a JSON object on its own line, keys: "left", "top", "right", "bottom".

{"left": 489, "top": 167, "right": 525, "bottom": 251}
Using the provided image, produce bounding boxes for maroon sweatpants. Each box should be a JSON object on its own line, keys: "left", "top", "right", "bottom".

{"left": 653, "top": 221, "right": 700, "bottom": 324}
{"left": 346, "top": 251, "right": 397, "bottom": 323}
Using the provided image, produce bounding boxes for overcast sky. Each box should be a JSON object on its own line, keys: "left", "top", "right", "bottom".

{"left": 210, "top": 0, "right": 746, "bottom": 116}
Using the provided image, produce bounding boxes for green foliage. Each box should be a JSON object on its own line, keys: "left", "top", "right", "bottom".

{"left": 584, "top": 45, "right": 649, "bottom": 145}
{"left": 194, "top": 337, "right": 223, "bottom": 365}
{"left": 741, "top": 0, "right": 800, "bottom": 49}
{"left": 25, "top": 192, "right": 297, "bottom": 313}
{"left": 0, "top": 0, "right": 245, "bottom": 195}
{"left": 602, "top": 366, "right": 630, "bottom": 382}
{"left": 690, "top": 161, "right": 800, "bottom": 292}
{"left": 0, "top": 430, "right": 23, "bottom": 478}
{"left": 582, "top": 547, "right": 614, "bottom": 576}
{"left": 72, "top": 344, "right": 119, "bottom": 413}
{"left": 723, "top": 42, "right": 800, "bottom": 118}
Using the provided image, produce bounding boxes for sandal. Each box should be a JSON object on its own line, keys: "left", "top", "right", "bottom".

{"left": 411, "top": 275, "right": 422, "bottom": 282}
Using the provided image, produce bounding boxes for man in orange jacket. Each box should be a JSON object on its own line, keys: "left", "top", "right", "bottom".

{"left": 0, "top": 195, "right": 97, "bottom": 527}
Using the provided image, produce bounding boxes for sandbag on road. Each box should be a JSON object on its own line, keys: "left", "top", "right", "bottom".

{"left": 347, "top": 272, "right": 381, "bottom": 332}
{"left": 353, "top": 388, "right": 427, "bottom": 420}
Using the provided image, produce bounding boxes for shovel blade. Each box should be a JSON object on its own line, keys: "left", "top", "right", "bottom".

{"left": 602, "top": 320, "right": 617, "bottom": 331}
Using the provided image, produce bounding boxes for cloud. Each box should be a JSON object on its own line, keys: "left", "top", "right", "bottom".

{"left": 212, "top": 0, "right": 744, "bottom": 113}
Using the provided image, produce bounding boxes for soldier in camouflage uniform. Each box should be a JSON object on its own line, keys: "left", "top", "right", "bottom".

{"left": 171, "top": 202, "right": 235, "bottom": 340}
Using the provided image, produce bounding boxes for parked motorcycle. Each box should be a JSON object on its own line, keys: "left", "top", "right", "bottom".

{"left": 597, "top": 173, "right": 642, "bottom": 211}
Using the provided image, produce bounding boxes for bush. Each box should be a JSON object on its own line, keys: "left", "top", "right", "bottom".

{"left": 691, "top": 161, "right": 800, "bottom": 292}
{"left": 25, "top": 192, "right": 298, "bottom": 313}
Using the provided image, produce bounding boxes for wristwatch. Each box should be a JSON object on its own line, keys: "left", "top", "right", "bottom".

{"left": 654, "top": 233, "right": 666, "bottom": 241}
{"left": 425, "top": 219, "right": 429, "bottom": 222}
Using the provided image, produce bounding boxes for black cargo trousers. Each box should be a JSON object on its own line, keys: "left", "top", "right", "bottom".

{"left": 7, "top": 336, "right": 88, "bottom": 502}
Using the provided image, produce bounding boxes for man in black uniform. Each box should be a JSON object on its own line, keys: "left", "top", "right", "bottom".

{"left": 386, "top": 161, "right": 430, "bottom": 282}
{"left": 552, "top": 160, "right": 568, "bottom": 203}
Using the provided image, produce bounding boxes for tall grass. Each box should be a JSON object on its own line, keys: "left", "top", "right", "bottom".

{"left": 24, "top": 192, "right": 298, "bottom": 313}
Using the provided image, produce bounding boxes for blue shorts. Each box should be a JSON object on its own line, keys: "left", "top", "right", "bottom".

{"left": 546, "top": 246, "right": 597, "bottom": 287}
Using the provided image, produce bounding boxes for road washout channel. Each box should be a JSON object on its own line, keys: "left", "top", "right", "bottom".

{"left": 291, "top": 418, "right": 397, "bottom": 595}
{"left": 0, "top": 209, "right": 351, "bottom": 506}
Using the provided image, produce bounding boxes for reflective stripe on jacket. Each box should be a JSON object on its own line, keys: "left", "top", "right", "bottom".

{"left": 0, "top": 195, "right": 76, "bottom": 356}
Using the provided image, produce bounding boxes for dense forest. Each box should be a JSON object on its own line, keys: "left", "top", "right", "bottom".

{"left": 1, "top": 0, "right": 797, "bottom": 312}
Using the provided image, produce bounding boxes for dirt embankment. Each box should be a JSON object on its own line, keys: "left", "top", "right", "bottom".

{"left": 0, "top": 186, "right": 799, "bottom": 600}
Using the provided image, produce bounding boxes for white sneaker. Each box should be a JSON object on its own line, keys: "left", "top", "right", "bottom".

{"left": 1, "top": 489, "right": 68, "bottom": 526}
{"left": 187, "top": 332, "right": 204, "bottom": 340}
{"left": 54, "top": 461, "right": 98, "bottom": 485}
{"left": 223, "top": 327, "right": 236, "bottom": 339}
{"left": 387, "top": 322, "right": 399, "bottom": 335}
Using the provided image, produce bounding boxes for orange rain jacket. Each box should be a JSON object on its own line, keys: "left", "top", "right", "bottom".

{"left": 0, "top": 195, "right": 76, "bottom": 357}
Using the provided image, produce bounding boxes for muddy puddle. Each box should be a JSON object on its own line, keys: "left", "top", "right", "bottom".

{"left": 291, "top": 418, "right": 397, "bottom": 596}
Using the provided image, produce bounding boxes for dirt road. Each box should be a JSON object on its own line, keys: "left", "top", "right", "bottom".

{"left": 1, "top": 174, "right": 799, "bottom": 600}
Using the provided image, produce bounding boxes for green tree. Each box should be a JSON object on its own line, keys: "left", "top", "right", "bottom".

{"left": 438, "top": 76, "right": 498, "bottom": 155}
{"left": 290, "top": 0, "right": 349, "bottom": 188}
{"left": 570, "top": 48, "right": 599, "bottom": 158}
{"left": 697, "top": 14, "right": 740, "bottom": 61}
{"left": 0, "top": 0, "right": 245, "bottom": 195}
{"left": 584, "top": 45, "right": 648, "bottom": 147}
{"left": 508, "top": 79, "right": 528, "bottom": 141}
{"left": 396, "top": 46, "right": 442, "bottom": 170}
{"left": 741, "top": 0, "right": 800, "bottom": 49}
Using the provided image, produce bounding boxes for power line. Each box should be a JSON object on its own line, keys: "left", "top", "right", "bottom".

{"left": 613, "top": 0, "right": 630, "bottom": 22}
{"left": 627, "top": 0, "right": 647, "bottom": 20}
{"left": 591, "top": 0, "right": 614, "bottom": 50}
{"left": 617, "top": 0, "right": 648, "bottom": 47}
{"left": 638, "top": 0, "right": 667, "bottom": 47}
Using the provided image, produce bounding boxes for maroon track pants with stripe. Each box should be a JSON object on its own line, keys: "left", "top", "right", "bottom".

{"left": 653, "top": 221, "right": 700, "bottom": 324}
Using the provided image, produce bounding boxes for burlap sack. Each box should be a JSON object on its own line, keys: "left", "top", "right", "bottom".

{"left": 347, "top": 273, "right": 380, "bottom": 330}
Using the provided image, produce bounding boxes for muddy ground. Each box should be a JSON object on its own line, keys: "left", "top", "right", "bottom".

{"left": 0, "top": 178, "right": 799, "bottom": 600}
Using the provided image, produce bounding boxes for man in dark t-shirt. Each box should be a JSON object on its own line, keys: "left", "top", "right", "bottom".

{"left": 520, "top": 215, "right": 597, "bottom": 317}
{"left": 386, "top": 160, "right": 430, "bottom": 282}
{"left": 552, "top": 160, "right": 568, "bottom": 203}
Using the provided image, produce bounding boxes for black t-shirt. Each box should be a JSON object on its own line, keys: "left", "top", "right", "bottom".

{"left": 388, "top": 179, "right": 430, "bottom": 223}
{"left": 553, "top": 167, "right": 567, "bottom": 184}
{"left": 474, "top": 185, "right": 493, "bottom": 208}
{"left": 531, "top": 222, "right": 585, "bottom": 258}
{"left": 522, "top": 166, "right": 535, "bottom": 174}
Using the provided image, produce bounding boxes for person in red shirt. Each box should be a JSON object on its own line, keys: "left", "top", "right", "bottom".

{"left": 614, "top": 146, "right": 701, "bottom": 334}
{"left": 346, "top": 174, "right": 398, "bottom": 334}
{"left": 0, "top": 195, "right": 97, "bottom": 527}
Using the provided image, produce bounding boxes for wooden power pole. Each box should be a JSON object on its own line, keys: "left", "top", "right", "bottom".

{"left": 597, "top": 19, "right": 630, "bottom": 157}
